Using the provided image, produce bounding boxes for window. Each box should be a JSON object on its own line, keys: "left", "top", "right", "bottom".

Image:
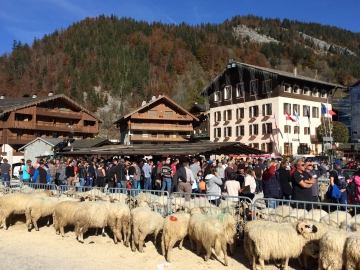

{"left": 15, "top": 114, "right": 24, "bottom": 121}
{"left": 224, "top": 127, "right": 232, "bottom": 137}
{"left": 293, "top": 104, "right": 300, "bottom": 116}
{"left": 284, "top": 125, "right": 291, "bottom": 133}
{"left": 283, "top": 103, "right": 291, "bottom": 114}
{"left": 312, "top": 88, "right": 319, "bottom": 97}
{"left": 303, "top": 87, "right": 310, "bottom": 96}
{"left": 236, "top": 125, "right": 245, "bottom": 136}
{"left": 164, "top": 111, "right": 173, "bottom": 118}
{"left": 224, "top": 86, "right": 232, "bottom": 100}
{"left": 149, "top": 110, "right": 157, "bottom": 118}
{"left": 17, "top": 130, "right": 23, "bottom": 139}
{"left": 303, "top": 105, "right": 310, "bottom": 117}
{"left": 321, "top": 90, "right": 327, "bottom": 98}
{"left": 284, "top": 143, "right": 293, "bottom": 155}
{"left": 312, "top": 107, "right": 319, "bottom": 118}
{"left": 52, "top": 132, "right": 58, "bottom": 138}
{"left": 35, "top": 132, "right": 41, "bottom": 137}
{"left": 214, "top": 91, "right": 221, "bottom": 102}
{"left": 84, "top": 120, "right": 95, "bottom": 126}
{"left": 250, "top": 79, "right": 258, "bottom": 96}
{"left": 249, "top": 124, "right": 259, "bottom": 135}
{"left": 164, "top": 132, "right": 170, "bottom": 138}
{"left": 262, "top": 123, "right": 272, "bottom": 134}
{"left": 304, "top": 127, "right": 310, "bottom": 135}
{"left": 262, "top": 103, "right": 272, "bottom": 116}
{"left": 223, "top": 110, "right": 232, "bottom": 121}
{"left": 249, "top": 106, "right": 259, "bottom": 118}
{"left": 261, "top": 143, "right": 266, "bottom": 151}
{"left": 262, "top": 79, "right": 272, "bottom": 94}
{"left": 214, "top": 128, "right": 221, "bottom": 138}
{"left": 293, "top": 85, "right": 300, "bottom": 94}
{"left": 236, "top": 108, "right": 244, "bottom": 119}
{"left": 214, "top": 111, "right": 221, "bottom": 122}
{"left": 142, "top": 131, "right": 148, "bottom": 137}
{"left": 284, "top": 83, "right": 291, "bottom": 92}
{"left": 236, "top": 83, "right": 244, "bottom": 98}
{"left": 252, "top": 143, "right": 259, "bottom": 149}
{"left": 294, "top": 126, "right": 300, "bottom": 134}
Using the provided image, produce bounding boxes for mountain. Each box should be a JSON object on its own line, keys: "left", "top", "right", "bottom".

{"left": 0, "top": 15, "right": 359, "bottom": 137}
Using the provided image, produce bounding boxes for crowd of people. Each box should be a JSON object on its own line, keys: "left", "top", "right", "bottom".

{"left": 1, "top": 155, "right": 360, "bottom": 210}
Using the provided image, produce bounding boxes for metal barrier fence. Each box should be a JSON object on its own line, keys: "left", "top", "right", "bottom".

{"left": 252, "top": 197, "right": 360, "bottom": 231}
{"left": 0, "top": 181, "right": 58, "bottom": 194}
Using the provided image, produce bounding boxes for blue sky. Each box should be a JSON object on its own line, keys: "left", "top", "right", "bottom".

{"left": 0, "top": 0, "right": 359, "bottom": 55}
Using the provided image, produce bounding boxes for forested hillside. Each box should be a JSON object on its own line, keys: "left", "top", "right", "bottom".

{"left": 0, "top": 14, "right": 359, "bottom": 131}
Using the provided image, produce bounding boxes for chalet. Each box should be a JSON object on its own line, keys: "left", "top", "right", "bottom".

{"left": 0, "top": 93, "right": 102, "bottom": 164}
{"left": 188, "top": 103, "right": 210, "bottom": 142}
{"left": 200, "top": 61, "right": 346, "bottom": 156}
{"left": 114, "top": 95, "right": 198, "bottom": 145}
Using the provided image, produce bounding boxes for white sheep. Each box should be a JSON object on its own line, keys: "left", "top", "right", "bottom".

{"left": 0, "top": 190, "right": 54, "bottom": 229}
{"left": 74, "top": 201, "right": 110, "bottom": 243}
{"left": 345, "top": 233, "right": 360, "bottom": 270}
{"left": 247, "top": 221, "right": 318, "bottom": 270}
{"left": 161, "top": 213, "right": 190, "bottom": 262}
{"left": 188, "top": 208, "right": 208, "bottom": 256}
{"left": 131, "top": 206, "right": 164, "bottom": 252}
{"left": 340, "top": 214, "right": 360, "bottom": 231}
{"left": 107, "top": 202, "right": 131, "bottom": 246}
{"left": 303, "top": 209, "right": 328, "bottom": 222}
{"left": 25, "top": 196, "right": 78, "bottom": 231}
{"left": 321, "top": 210, "right": 352, "bottom": 228}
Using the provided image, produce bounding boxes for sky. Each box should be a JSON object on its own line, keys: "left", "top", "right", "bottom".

{"left": 0, "top": 0, "right": 359, "bottom": 55}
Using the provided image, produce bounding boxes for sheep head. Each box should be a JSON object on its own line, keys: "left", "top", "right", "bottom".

{"left": 303, "top": 242, "right": 320, "bottom": 258}
{"left": 296, "top": 221, "right": 318, "bottom": 235}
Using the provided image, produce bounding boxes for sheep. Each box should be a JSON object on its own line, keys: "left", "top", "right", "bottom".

{"left": 131, "top": 206, "right": 164, "bottom": 252}
{"left": 303, "top": 209, "right": 328, "bottom": 222}
{"left": 340, "top": 214, "right": 360, "bottom": 231}
{"left": 25, "top": 196, "right": 78, "bottom": 231}
{"left": 345, "top": 233, "right": 360, "bottom": 270}
{"left": 161, "top": 213, "right": 190, "bottom": 262}
{"left": 321, "top": 210, "right": 352, "bottom": 228}
{"left": 107, "top": 202, "right": 131, "bottom": 246}
{"left": 318, "top": 230, "right": 350, "bottom": 270}
{"left": 74, "top": 201, "right": 111, "bottom": 243}
{"left": 298, "top": 220, "right": 338, "bottom": 244}
{"left": 247, "top": 221, "right": 318, "bottom": 270}
{"left": 298, "top": 241, "right": 320, "bottom": 270}
{"left": 188, "top": 208, "right": 208, "bottom": 256}
{"left": 0, "top": 190, "right": 55, "bottom": 229}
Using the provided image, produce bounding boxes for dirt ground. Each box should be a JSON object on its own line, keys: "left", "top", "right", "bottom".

{"left": 0, "top": 217, "right": 318, "bottom": 270}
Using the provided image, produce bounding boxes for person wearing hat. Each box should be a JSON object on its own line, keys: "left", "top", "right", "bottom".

{"left": 329, "top": 160, "right": 350, "bottom": 210}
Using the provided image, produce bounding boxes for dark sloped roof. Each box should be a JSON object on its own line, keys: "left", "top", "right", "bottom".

{"left": 200, "top": 61, "right": 345, "bottom": 96}
{"left": 0, "top": 94, "right": 102, "bottom": 122}
{"left": 60, "top": 142, "right": 266, "bottom": 156}
{"left": 188, "top": 103, "right": 208, "bottom": 113}
{"left": 63, "top": 139, "right": 113, "bottom": 151}
{"left": 114, "top": 95, "right": 198, "bottom": 124}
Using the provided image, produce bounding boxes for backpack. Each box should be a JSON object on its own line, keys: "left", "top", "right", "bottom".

{"left": 28, "top": 166, "right": 34, "bottom": 176}
{"left": 199, "top": 181, "right": 206, "bottom": 191}
{"left": 334, "top": 170, "right": 346, "bottom": 189}
{"left": 347, "top": 176, "right": 358, "bottom": 199}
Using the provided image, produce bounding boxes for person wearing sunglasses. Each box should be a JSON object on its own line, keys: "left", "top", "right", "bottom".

{"left": 291, "top": 158, "right": 316, "bottom": 210}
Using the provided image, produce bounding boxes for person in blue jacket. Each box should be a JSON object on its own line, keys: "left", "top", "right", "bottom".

{"left": 32, "top": 162, "right": 50, "bottom": 187}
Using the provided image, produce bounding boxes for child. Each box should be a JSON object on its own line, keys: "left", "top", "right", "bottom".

{"left": 85, "top": 172, "right": 92, "bottom": 187}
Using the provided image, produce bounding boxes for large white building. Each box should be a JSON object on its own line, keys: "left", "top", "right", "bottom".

{"left": 201, "top": 61, "right": 345, "bottom": 156}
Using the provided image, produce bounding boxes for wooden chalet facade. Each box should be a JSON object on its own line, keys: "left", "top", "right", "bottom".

{"left": 200, "top": 61, "right": 346, "bottom": 156}
{"left": 114, "top": 96, "right": 198, "bottom": 145}
{"left": 0, "top": 93, "right": 101, "bottom": 164}
{"left": 188, "top": 103, "right": 210, "bottom": 142}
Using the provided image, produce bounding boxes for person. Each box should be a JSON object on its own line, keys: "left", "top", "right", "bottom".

{"left": 305, "top": 161, "right": 320, "bottom": 206}
{"left": 253, "top": 159, "right": 263, "bottom": 194}
{"left": 190, "top": 158, "right": 201, "bottom": 192}
{"left": 95, "top": 163, "right": 106, "bottom": 187}
{"left": 132, "top": 161, "right": 140, "bottom": 195}
{"left": 127, "top": 161, "right": 137, "bottom": 193}
{"left": 32, "top": 162, "right": 50, "bottom": 186}
{"left": 330, "top": 160, "right": 350, "bottom": 210}
{"left": 262, "top": 160, "right": 282, "bottom": 209}
{"left": 174, "top": 161, "right": 194, "bottom": 201}
{"left": 22, "top": 160, "right": 32, "bottom": 184}
{"left": 54, "top": 159, "right": 61, "bottom": 185}
{"left": 142, "top": 159, "right": 152, "bottom": 190}
{"left": 291, "top": 158, "right": 316, "bottom": 210}
{"left": 277, "top": 161, "right": 292, "bottom": 205}
{"left": 58, "top": 162, "right": 67, "bottom": 190}
{"left": 48, "top": 160, "right": 57, "bottom": 188}
{"left": 0, "top": 158, "right": 11, "bottom": 184}
{"left": 216, "top": 162, "right": 225, "bottom": 192}
{"left": 18, "top": 158, "right": 25, "bottom": 182}
{"left": 77, "top": 163, "right": 86, "bottom": 192}
{"left": 106, "top": 162, "right": 116, "bottom": 190}
{"left": 161, "top": 158, "right": 172, "bottom": 193}
{"left": 205, "top": 167, "right": 222, "bottom": 206}
{"left": 85, "top": 160, "right": 96, "bottom": 186}
{"left": 114, "top": 159, "right": 127, "bottom": 192}
{"left": 224, "top": 161, "right": 234, "bottom": 182}
{"left": 65, "top": 160, "right": 75, "bottom": 189}
{"left": 348, "top": 168, "right": 360, "bottom": 204}
{"left": 239, "top": 168, "right": 256, "bottom": 200}
{"left": 235, "top": 164, "right": 245, "bottom": 189}
{"left": 224, "top": 172, "right": 240, "bottom": 201}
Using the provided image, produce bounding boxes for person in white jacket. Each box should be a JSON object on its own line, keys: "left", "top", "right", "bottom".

{"left": 239, "top": 168, "right": 256, "bottom": 200}
{"left": 205, "top": 167, "right": 223, "bottom": 206}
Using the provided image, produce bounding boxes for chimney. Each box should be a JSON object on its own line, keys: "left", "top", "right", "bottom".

{"left": 32, "top": 93, "right": 37, "bottom": 98}
{"left": 141, "top": 101, "right": 146, "bottom": 106}
{"left": 0, "top": 94, "right": 5, "bottom": 99}
{"left": 151, "top": 96, "right": 156, "bottom": 101}
{"left": 48, "top": 91, "right": 53, "bottom": 96}
{"left": 293, "top": 67, "right": 297, "bottom": 77}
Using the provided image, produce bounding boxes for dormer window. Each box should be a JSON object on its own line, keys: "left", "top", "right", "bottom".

{"left": 321, "top": 90, "right": 327, "bottom": 98}
{"left": 312, "top": 88, "right": 319, "bottom": 97}
{"left": 284, "top": 83, "right": 291, "bottom": 93}
{"left": 236, "top": 83, "right": 244, "bottom": 98}
{"left": 303, "top": 87, "right": 310, "bottom": 96}
{"left": 262, "top": 79, "right": 272, "bottom": 94}
{"left": 224, "top": 85, "right": 232, "bottom": 100}
{"left": 250, "top": 79, "right": 258, "bottom": 96}
{"left": 214, "top": 91, "right": 221, "bottom": 102}
{"left": 293, "top": 85, "right": 299, "bottom": 94}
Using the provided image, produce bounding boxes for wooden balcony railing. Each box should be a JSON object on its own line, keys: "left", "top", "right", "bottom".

{"left": 131, "top": 114, "right": 189, "bottom": 121}
{"left": 35, "top": 124, "right": 82, "bottom": 132}
{"left": 130, "top": 134, "right": 189, "bottom": 142}
{"left": 130, "top": 123, "right": 193, "bottom": 132}
{"left": 36, "top": 107, "right": 82, "bottom": 119}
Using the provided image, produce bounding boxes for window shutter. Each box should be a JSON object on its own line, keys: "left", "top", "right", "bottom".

{"left": 250, "top": 125, "right": 252, "bottom": 135}
{"left": 262, "top": 104, "right": 265, "bottom": 116}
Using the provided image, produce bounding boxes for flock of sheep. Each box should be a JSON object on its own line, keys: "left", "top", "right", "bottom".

{"left": 1, "top": 183, "right": 360, "bottom": 269}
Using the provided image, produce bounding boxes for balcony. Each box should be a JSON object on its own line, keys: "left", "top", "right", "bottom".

{"left": 131, "top": 114, "right": 189, "bottom": 121}
{"left": 36, "top": 107, "right": 82, "bottom": 119}
{"left": 130, "top": 123, "right": 192, "bottom": 132}
{"left": 130, "top": 134, "right": 189, "bottom": 142}
{"left": 35, "top": 124, "right": 82, "bottom": 132}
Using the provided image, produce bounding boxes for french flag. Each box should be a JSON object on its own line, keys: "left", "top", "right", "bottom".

{"left": 321, "top": 103, "right": 336, "bottom": 116}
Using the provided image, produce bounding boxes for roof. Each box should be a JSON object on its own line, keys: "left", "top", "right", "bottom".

{"left": 0, "top": 94, "right": 102, "bottom": 122}
{"left": 188, "top": 103, "right": 209, "bottom": 113}
{"left": 59, "top": 142, "right": 266, "bottom": 156}
{"left": 62, "top": 139, "right": 113, "bottom": 151}
{"left": 114, "top": 95, "right": 198, "bottom": 124}
{"left": 18, "top": 138, "right": 64, "bottom": 150}
{"left": 200, "top": 61, "right": 345, "bottom": 96}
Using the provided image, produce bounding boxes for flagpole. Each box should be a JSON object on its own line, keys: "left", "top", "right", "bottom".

{"left": 326, "top": 97, "right": 333, "bottom": 163}
{"left": 322, "top": 104, "right": 327, "bottom": 156}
